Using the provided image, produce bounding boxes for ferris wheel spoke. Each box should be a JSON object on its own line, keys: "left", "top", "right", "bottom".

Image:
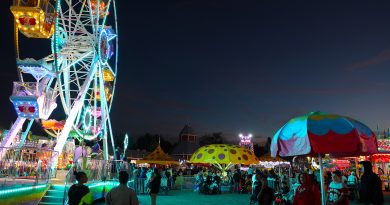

{"left": 101, "top": 90, "right": 115, "bottom": 159}
{"left": 72, "top": 0, "right": 92, "bottom": 37}
{"left": 58, "top": 5, "right": 68, "bottom": 38}
{"left": 107, "top": 34, "right": 117, "bottom": 42}
{"left": 59, "top": 50, "right": 94, "bottom": 71}
{"left": 60, "top": 0, "right": 92, "bottom": 39}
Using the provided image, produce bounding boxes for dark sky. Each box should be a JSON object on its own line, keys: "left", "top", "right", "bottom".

{"left": 1, "top": 0, "right": 390, "bottom": 142}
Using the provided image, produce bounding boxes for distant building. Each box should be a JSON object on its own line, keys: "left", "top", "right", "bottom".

{"left": 171, "top": 124, "right": 200, "bottom": 160}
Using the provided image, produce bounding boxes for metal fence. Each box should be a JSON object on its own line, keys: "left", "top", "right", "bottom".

{"left": 177, "top": 176, "right": 196, "bottom": 190}
{"left": 63, "top": 159, "right": 133, "bottom": 203}
{"left": 0, "top": 146, "right": 57, "bottom": 187}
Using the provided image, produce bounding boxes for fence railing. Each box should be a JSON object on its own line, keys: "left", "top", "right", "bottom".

{"left": 178, "top": 176, "right": 196, "bottom": 190}
{"left": 0, "top": 146, "right": 57, "bottom": 187}
{"left": 63, "top": 159, "right": 132, "bottom": 203}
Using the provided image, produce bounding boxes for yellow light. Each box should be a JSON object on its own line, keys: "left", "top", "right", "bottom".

{"left": 19, "top": 12, "right": 24, "bottom": 15}
{"left": 23, "top": 27, "right": 27, "bottom": 31}
{"left": 18, "top": 25, "right": 22, "bottom": 28}
{"left": 16, "top": 19, "right": 20, "bottom": 23}
{"left": 27, "top": 12, "right": 32, "bottom": 16}
{"left": 31, "top": 28, "right": 35, "bottom": 31}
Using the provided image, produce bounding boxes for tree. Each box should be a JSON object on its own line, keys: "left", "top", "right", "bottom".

{"left": 254, "top": 144, "right": 267, "bottom": 157}
{"left": 199, "top": 132, "right": 224, "bottom": 146}
{"left": 265, "top": 137, "right": 272, "bottom": 152}
{"left": 134, "top": 133, "right": 173, "bottom": 153}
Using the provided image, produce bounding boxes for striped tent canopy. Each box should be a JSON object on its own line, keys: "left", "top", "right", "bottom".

{"left": 136, "top": 145, "right": 179, "bottom": 165}
{"left": 258, "top": 153, "right": 286, "bottom": 162}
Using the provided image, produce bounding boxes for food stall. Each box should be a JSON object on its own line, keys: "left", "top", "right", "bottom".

{"left": 370, "top": 139, "right": 390, "bottom": 190}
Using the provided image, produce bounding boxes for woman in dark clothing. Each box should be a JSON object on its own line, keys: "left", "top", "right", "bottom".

{"left": 257, "top": 176, "right": 274, "bottom": 205}
{"left": 359, "top": 161, "right": 384, "bottom": 205}
{"left": 149, "top": 168, "right": 161, "bottom": 205}
{"left": 68, "top": 171, "right": 91, "bottom": 205}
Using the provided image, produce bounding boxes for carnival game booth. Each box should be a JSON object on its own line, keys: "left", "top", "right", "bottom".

{"left": 135, "top": 145, "right": 179, "bottom": 194}
{"left": 271, "top": 112, "right": 378, "bottom": 205}
{"left": 258, "top": 153, "right": 290, "bottom": 169}
{"left": 189, "top": 144, "right": 259, "bottom": 194}
{"left": 136, "top": 145, "right": 179, "bottom": 166}
{"left": 368, "top": 139, "right": 390, "bottom": 190}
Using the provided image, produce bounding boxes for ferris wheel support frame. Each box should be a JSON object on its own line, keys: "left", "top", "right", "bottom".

{"left": 51, "top": 62, "right": 98, "bottom": 168}
{"left": 0, "top": 117, "right": 27, "bottom": 160}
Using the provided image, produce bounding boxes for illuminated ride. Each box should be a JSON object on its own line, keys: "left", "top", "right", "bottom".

{"left": 0, "top": 0, "right": 118, "bottom": 168}
{"left": 238, "top": 133, "right": 254, "bottom": 152}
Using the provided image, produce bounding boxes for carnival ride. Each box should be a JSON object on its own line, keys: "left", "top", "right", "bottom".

{"left": 1, "top": 0, "right": 118, "bottom": 169}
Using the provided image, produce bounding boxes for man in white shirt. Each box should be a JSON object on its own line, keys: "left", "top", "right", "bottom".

{"left": 106, "top": 171, "right": 139, "bottom": 205}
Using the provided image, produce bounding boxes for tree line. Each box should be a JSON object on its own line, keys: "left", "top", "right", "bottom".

{"left": 111, "top": 132, "right": 271, "bottom": 157}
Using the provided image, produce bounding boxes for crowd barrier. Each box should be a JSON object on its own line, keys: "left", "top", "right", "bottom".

{"left": 0, "top": 146, "right": 57, "bottom": 187}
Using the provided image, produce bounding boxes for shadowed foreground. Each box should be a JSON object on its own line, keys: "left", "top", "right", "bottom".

{"left": 96, "top": 190, "right": 390, "bottom": 205}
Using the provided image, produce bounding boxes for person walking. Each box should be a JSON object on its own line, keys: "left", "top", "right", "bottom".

{"left": 292, "top": 173, "right": 321, "bottom": 205}
{"left": 106, "top": 171, "right": 139, "bottom": 205}
{"left": 347, "top": 171, "right": 359, "bottom": 200}
{"left": 233, "top": 169, "right": 241, "bottom": 193}
{"left": 326, "top": 170, "right": 348, "bottom": 205}
{"left": 257, "top": 175, "right": 275, "bottom": 205}
{"left": 149, "top": 168, "right": 161, "bottom": 205}
{"left": 68, "top": 171, "right": 93, "bottom": 205}
{"left": 347, "top": 171, "right": 357, "bottom": 186}
{"left": 73, "top": 141, "right": 87, "bottom": 170}
{"left": 359, "top": 161, "right": 384, "bottom": 205}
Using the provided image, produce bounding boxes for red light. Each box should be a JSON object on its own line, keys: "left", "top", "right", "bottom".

{"left": 28, "top": 106, "right": 35, "bottom": 113}
{"left": 19, "top": 17, "right": 26, "bottom": 25}
{"left": 18, "top": 106, "right": 24, "bottom": 112}
{"left": 29, "top": 18, "right": 36, "bottom": 25}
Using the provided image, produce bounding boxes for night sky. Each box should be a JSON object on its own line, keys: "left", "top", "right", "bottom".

{"left": 1, "top": 0, "right": 390, "bottom": 142}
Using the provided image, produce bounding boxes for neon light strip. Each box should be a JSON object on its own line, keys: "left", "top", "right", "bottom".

{"left": 88, "top": 181, "right": 119, "bottom": 188}
{"left": 0, "top": 184, "right": 46, "bottom": 196}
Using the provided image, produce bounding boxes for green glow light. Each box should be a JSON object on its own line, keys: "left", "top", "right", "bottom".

{"left": 0, "top": 184, "right": 46, "bottom": 196}
{"left": 88, "top": 181, "right": 119, "bottom": 188}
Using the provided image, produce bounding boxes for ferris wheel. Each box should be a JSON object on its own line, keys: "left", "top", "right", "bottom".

{"left": 0, "top": 0, "right": 118, "bottom": 165}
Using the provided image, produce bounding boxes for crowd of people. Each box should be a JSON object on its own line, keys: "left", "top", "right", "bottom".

{"left": 66, "top": 161, "right": 385, "bottom": 205}
{"left": 192, "top": 161, "right": 385, "bottom": 205}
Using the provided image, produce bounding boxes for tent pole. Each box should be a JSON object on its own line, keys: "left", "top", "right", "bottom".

{"left": 355, "top": 157, "right": 359, "bottom": 177}
{"left": 319, "top": 154, "right": 325, "bottom": 205}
